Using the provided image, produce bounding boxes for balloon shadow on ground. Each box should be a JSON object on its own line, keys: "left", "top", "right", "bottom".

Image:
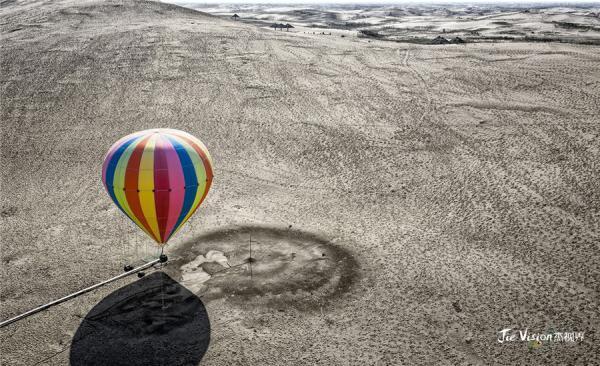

{"left": 70, "top": 272, "right": 210, "bottom": 366}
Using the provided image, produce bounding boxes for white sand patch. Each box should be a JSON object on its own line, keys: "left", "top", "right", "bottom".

{"left": 205, "top": 250, "right": 230, "bottom": 268}
{"left": 180, "top": 250, "right": 230, "bottom": 293}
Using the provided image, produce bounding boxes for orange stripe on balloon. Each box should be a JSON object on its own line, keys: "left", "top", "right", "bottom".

{"left": 124, "top": 135, "right": 159, "bottom": 242}
{"left": 138, "top": 135, "right": 161, "bottom": 241}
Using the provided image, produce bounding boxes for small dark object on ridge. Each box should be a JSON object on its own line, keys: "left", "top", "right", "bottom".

{"left": 137, "top": 272, "right": 145, "bottom": 278}
{"left": 359, "top": 29, "right": 382, "bottom": 38}
{"left": 431, "top": 36, "right": 450, "bottom": 44}
{"left": 123, "top": 265, "right": 133, "bottom": 272}
{"left": 452, "top": 300, "right": 462, "bottom": 313}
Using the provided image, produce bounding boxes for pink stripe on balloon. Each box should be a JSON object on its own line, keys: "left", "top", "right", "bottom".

{"left": 162, "top": 138, "right": 186, "bottom": 242}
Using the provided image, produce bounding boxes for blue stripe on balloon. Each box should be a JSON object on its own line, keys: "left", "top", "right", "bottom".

{"left": 104, "top": 135, "right": 142, "bottom": 213}
{"left": 166, "top": 136, "right": 198, "bottom": 235}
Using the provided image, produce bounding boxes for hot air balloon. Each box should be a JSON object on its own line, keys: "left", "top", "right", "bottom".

{"left": 102, "top": 129, "right": 213, "bottom": 245}
{"left": 0, "top": 130, "right": 213, "bottom": 328}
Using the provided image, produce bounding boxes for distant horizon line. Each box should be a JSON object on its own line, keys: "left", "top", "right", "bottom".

{"left": 163, "top": 0, "right": 600, "bottom": 5}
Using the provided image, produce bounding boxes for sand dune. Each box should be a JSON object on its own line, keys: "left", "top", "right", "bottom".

{"left": 196, "top": 3, "right": 600, "bottom": 44}
{"left": 1, "top": 0, "right": 599, "bottom": 365}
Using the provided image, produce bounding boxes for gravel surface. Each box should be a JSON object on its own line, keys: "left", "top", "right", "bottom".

{"left": 1, "top": 1, "right": 599, "bottom": 365}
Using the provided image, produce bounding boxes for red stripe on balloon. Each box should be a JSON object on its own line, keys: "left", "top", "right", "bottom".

{"left": 153, "top": 136, "right": 171, "bottom": 243}
{"left": 124, "top": 135, "right": 158, "bottom": 242}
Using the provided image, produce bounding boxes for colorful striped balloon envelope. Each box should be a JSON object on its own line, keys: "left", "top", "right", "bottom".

{"left": 102, "top": 129, "right": 213, "bottom": 245}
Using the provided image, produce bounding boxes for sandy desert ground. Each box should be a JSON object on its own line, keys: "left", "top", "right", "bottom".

{"left": 195, "top": 2, "right": 600, "bottom": 44}
{"left": 1, "top": 0, "right": 599, "bottom": 365}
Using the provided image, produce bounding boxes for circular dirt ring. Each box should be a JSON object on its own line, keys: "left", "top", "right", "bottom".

{"left": 165, "top": 226, "right": 359, "bottom": 309}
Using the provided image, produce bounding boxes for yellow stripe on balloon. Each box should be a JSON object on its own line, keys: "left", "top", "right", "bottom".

{"left": 138, "top": 134, "right": 161, "bottom": 241}
{"left": 113, "top": 137, "right": 155, "bottom": 239}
